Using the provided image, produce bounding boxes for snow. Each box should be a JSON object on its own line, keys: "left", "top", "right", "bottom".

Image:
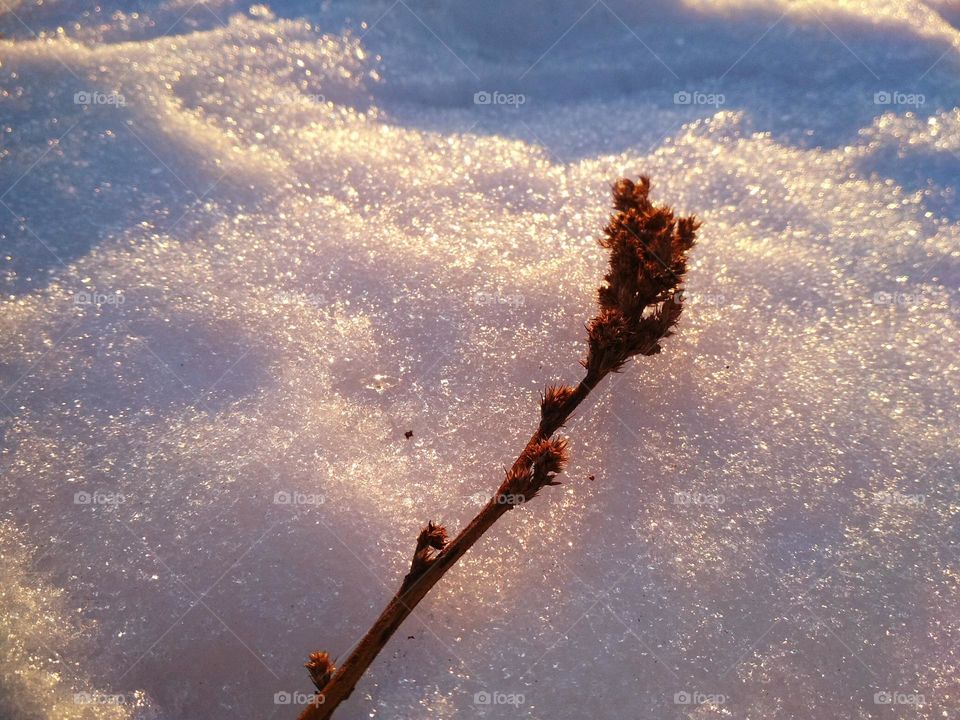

{"left": 0, "top": 1, "right": 958, "bottom": 718}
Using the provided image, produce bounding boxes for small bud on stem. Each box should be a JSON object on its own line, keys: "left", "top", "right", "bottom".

{"left": 305, "top": 652, "right": 335, "bottom": 693}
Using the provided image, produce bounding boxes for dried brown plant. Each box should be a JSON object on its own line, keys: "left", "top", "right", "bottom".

{"left": 293, "top": 177, "right": 698, "bottom": 720}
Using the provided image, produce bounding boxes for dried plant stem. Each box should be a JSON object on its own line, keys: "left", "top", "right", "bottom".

{"left": 298, "top": 378, "right": 598, "bottom": 720}
{"left": 295, "top": 177, "right": 698, "bottom": 720}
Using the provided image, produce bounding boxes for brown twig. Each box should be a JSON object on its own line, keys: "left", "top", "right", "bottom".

{"left": 295, "top": 177, "right": 698, "bottom": 720}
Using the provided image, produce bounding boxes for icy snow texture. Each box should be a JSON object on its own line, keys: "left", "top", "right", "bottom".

{"left": 0, "top": 1, "right": 958, "bottom": 718}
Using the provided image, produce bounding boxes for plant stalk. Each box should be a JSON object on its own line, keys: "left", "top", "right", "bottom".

{"left": 294, "top": 174, "right": 698, "bottom": 719}
{"left": 297, "top": 376, "right": 599, "bottom": 720}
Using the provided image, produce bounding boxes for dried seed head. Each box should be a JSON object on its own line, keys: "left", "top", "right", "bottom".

{"left": 419, "top": 521, "right": 448, "bottom": 551}
{"left": 540, "top": 383, "right": 576, "bottom": 433}
{"left": 530, "top": 437, "right": 569, "bottom": 481}
{"left": 401, "top": 521, "right": 448, "bottom": 592}
{"left": 611, "top": 177, "right": 652, "bottom": 214}
{"left": 499, "top": 437, "right": 570, "bottom": 503}
{"left": 305, "top": 651, "right": 335, "bottom": 692}
{"left": 585, "top": 177, "right": 698, "bottom": 378}
{"left": 500, "top": 463, "right": 533, "bottom": 499}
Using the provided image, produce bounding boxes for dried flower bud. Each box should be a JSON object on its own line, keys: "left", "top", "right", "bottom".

{"left": 401, "top": 522, "right": 448, "bottom": 592}
{"left": 611, "top": 177, "right": 652, "bottom": 214}
{"left": 305, "top": 651, "right": 335, "bottom": 692}
{"left": 585, "top": 177, "right": 698, "bottom": 378}
{"left": 540, "top": 384, "right": 576, "bottom": 433}
{"left": 498, "top": 437, "right": 570, "bottom": 503}
{"left": 530, "top": 437, "right": 569, "bottom": 482}
{"left": 500, "top": 463, "right": 533, "bottom": 499}
{"left": 418, "top": 521, "right": 448, "bottom": 551}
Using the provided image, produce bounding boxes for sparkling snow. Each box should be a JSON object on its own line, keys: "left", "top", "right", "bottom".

{"left": 0, "top": 1, "right": 958, "bottom": 718}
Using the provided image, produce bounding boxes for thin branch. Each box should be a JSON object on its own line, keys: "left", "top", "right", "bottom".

{"left": 294, "top": 176, "right": 699, "bottom": 719}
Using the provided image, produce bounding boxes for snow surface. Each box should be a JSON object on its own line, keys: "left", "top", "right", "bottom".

{"left": 0, "top": 1, "right": 958, "bottom": 718}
